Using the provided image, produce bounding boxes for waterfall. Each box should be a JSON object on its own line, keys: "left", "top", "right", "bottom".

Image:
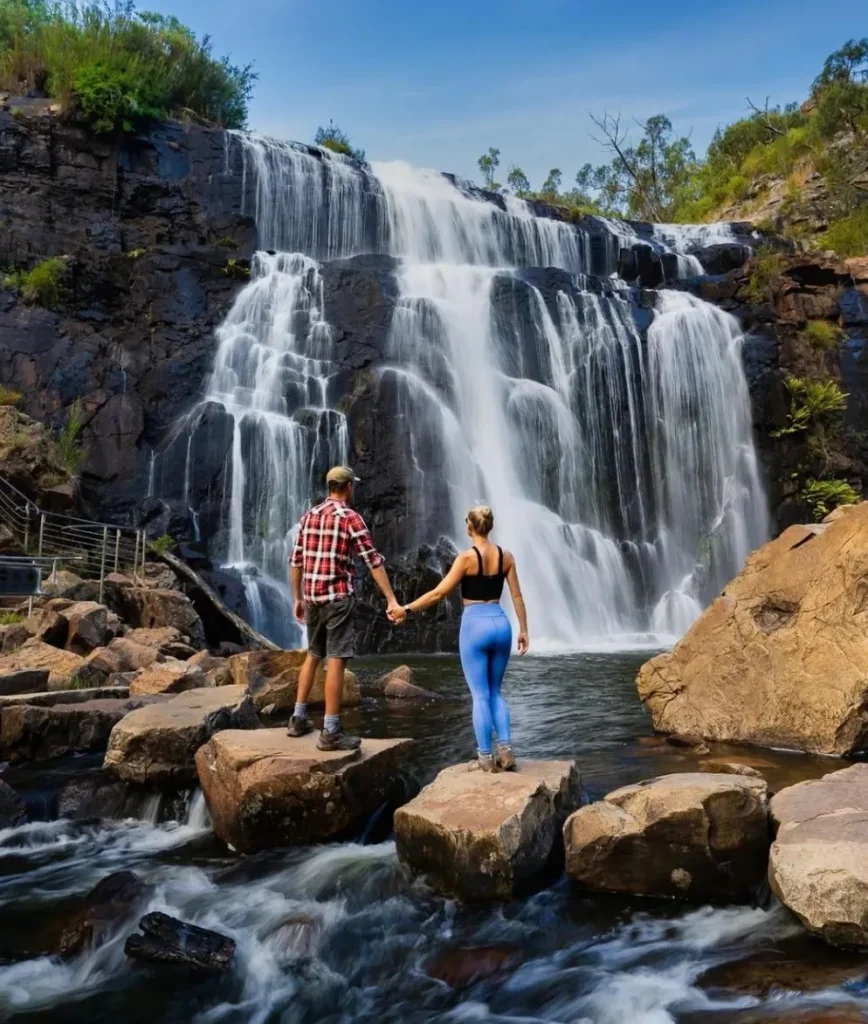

{"left": 178, "top": 135, "right": 768, "bottom": 649}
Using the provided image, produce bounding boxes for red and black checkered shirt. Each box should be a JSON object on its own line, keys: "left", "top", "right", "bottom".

{"left": 289, "top": 498, "right": 385, "bottom": 604}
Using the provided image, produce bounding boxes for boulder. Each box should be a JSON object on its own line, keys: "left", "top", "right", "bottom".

{"left": 0, "top": 638, "right": 84, "bottom": 689}
{"left": 0, "top": 695, "right": 167, "bottom": 760}
{"left": 424, "top": 945, "right": 524, "bottom": 989}
{"left": 41, "top": 570, "right": 100, "bottom": 603}
{"left": 75, "top": 647, "right": 123, "bottom": 689}
{"left": 187, "top": 651, "right": 232, "bottom": 687}
{"left": 229, "top": 649, "right": 360, "bottom": 713}
{"left": 0, "top": 621, "right": 31, "bottom": 652}
{"left": 769, "top": 764, "right": 868, "bottom": 947}
{"left": 108, "top": 636, "right": 160, "bottom": 672}
{"left": 106, "top": 587, "right": 206, "bottom": 649}
{"left": 698, "top": 759, "right": 764, "bottom": 778}
{"left": 0, "top": 667, "right": 50, "bottom": 696}
{"left": 394, "top": 760, "right": 581, "bottom": 901}
{"left": 0, "top": 778, "right": 26, "bottom": 827}
{"left": 0, "top": 686, "right": 128, "bottom": 707}
{"left": 124, "top": 912, "right": 235, "bottom": 972}
{"left": 24, "top": 607, "right": 68, "bottom": 647}
{"left": 637, "top": 504, "right": 868, "bottom": 755}
{"left": 695, "top": 242, "right": 752, "bottom": 274}
{"left": 103, "top": 685, "right": 258, "bottom": 786}
{"left": 58, "top": 871, "right": 150, "bottom": 958}
{"left": 563, "top": 773, "right": 770, "bottom": 903}
{"left": 196, "top": 729, "right": 412, "bottom": 852}
{"left": 378, "top": 664, "right": 443, "bottom": 700}
{"left": 61, "top": 601, "right": 117, "bottom": 654}
{"left": 128, "top": 658, "right": 206, "bottom": 697}
{"left": 124, "top": 626, "right": 196, "bottom": 660}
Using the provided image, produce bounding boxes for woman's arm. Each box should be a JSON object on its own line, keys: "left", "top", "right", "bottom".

{"left": 403, "top": 554, "right": 468, "bottom": 614}
{"left": 506, "top": 557, "right": 529, "bottom": 654}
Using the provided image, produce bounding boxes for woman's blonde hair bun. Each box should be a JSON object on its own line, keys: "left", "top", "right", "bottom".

{"left": 466, "top": 505, "right": 494, "bottom": 536}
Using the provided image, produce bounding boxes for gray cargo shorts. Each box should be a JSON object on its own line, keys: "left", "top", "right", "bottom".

{"left": 305, "top": 596, "right": 356, "bottom": 660}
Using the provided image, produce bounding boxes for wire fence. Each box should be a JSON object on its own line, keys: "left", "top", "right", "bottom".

{"left": 0, "top": 474, "right": 146, "bottom": 603}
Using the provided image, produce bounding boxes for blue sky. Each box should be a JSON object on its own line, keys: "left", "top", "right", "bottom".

{"left": 151, "top": 0, "right": 859, "bottom": 188}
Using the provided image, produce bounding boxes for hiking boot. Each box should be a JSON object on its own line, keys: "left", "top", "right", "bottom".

{"left": 472, "top": 753, "right": 498, "bottom": 772}
{"left": 287, "top": 715, "right": 313, "bottom": 738}
{"left": 317, "top": 728, "right": 362, "bottom": 752}
{"left": 496, "top": 745, "right": 517, "bottom": 772}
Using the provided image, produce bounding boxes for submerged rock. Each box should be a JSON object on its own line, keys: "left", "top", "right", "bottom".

{"left": 58, "top": 871, "right": 150, "bottom": 957}
{"left": 0, "top": 695, "right": 167, "bottom": 760}
{"left": 769, "top": 764, "right": 868, "bottom": 947}
{"left": 196, "top": 729, "right": 412, "bottom": 852}
{"left": 424, "top": 945, "right": 524, "bottom": 989}
{"left": 563, "top": 772, "right": 769, "bottom": 903}
{"left": 0, "top": 778, "right": 26, "bottom": 827}
{"left": 394, "top": 760, "right": 581, "bottom": 901}
{"left": 637, "top": 504, "right": 868, "bottom": 755}
{"left": 378, "top": 665, "right": 443, "bottom": 701}
{"left": 103, "top": 685, "right": 258, "bottom": 786}
{"left": 125, "top": 912, "right": 235, "bottom": 972}
{"left": 229, "top": 649, "right": 360, "bottom": 713}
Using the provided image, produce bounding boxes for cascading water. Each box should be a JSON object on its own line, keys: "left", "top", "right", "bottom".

{"left": 177, "top": 135, "right": 767, "bottom": 648}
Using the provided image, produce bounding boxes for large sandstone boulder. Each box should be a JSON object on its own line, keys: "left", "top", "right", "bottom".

{"left": 229, "top": 650, "right": 360, "bottom": 713}
{"left": 0, "top": 638, "right": 84, "bottom": 689}
{"left": 563, "top": 773, "right": 769, "bottom": 903}
{"left": 75, "top": 647, "right": 123, "bottom": 689}
{"left": 127, "top": 658, "right": 206, "bottom": 697}
{"left": 187, "top": 651, "right": 232, "bottom": 687}
{"left": 108, "top": 636, "right": 160, "bottom": 672}
{"left": 124, "top": 627, "right": 196, "bottom": 661}
{"left": 62, "top": 601, "right": 118, "bottom": 654}
{"left": 394, "top": 760, "right": 581, "bottom": 901}
{"left": 103, "top": 686, "right": 258, "bottom": 786}
{"left": 105, "top": 587, "right": 205, "bottom": 649}
{"left": 769, "top": 764, "right": 868, "bottom": 947}
{"left": 196, "top": 730, "right": 412, "bottom": 853}
{"left": 0, "top": 695, "right": 167, "bottom": 760}
{"left": 638, "top": 503, "right": 868, "bottom": 755}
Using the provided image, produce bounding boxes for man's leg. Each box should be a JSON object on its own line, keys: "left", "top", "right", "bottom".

{"left": 317, "top": 598, "right": 360, "bottom": 751}
{"left": 288, "top": 605, "right": 324, "bottom": 738}
{"left": 323, "top": 656, "right": 346, "bottom": 719}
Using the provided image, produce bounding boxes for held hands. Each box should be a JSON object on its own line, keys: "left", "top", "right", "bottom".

{"left": 387, "top": 600, "right": 407, "bottom": 625}
{"left": 517, "top": 631, "right": 529, "bottom": 655}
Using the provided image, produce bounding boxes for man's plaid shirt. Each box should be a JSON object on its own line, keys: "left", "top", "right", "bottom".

{"left": 290, "top": 498, "right": 385, "bottom": 604}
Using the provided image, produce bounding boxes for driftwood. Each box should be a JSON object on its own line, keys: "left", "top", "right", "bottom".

{"left": 124, "top": 912, "right": 236, "bottom": 972}
{"left": 158, "top": 551, "right": 278, "bottom": 652}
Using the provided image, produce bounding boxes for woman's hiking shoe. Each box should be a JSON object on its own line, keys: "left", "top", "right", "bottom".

{"left": 317, "top": 729, "right": 362, "bottom": 752}
{"left": 472, "top": 753, "right": 498, "bottom": 772}
{"left": 287, "top": 715, "right": 313, "bottom": 738}
{"left": 497, "top": 745, "right": 517, "bottom": 772}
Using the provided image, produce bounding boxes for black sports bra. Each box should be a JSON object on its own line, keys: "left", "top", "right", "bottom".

{"left": 461, "top": 546, "right": 506, "bottom": 602}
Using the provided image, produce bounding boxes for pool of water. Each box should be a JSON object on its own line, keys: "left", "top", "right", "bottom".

{"left": 1, "top": 653, "right": 864, "bottom": 1023}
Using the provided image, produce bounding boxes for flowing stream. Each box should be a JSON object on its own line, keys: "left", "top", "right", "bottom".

{"left": 0, "top": 655, "right": 857, "bottom": 1023}
{"left": 169, "top": 138, "right": 767, "bottom": 649}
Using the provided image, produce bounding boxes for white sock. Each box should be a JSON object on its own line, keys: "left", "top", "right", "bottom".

{"left": 323, "top": 714, "right": 340, "bottom": 734}
{"left": 293, "top": 703, "right": 307, "bottom": 719}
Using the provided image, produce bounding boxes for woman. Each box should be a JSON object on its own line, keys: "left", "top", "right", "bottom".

{"left": 395, "top": 506, "right": 529, "bottom": 771}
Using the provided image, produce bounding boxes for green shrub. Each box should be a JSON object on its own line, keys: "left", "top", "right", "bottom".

{"left": 802, "top": 478, "right": 860, "bottom": 519}
{"left": 0, "top": 610, "right": 24, "bottom": 625}
{"left": 742, "top": 247, "right": 786, "bottom": 305}
{"left": 0, "top": 384, "right": 21, "bottom": 405}
{"left": 125, "top": 247, "right": 146, "bottom": 259}
{"left": 772, "top": 375, "right": 848, "bottom": 436}
{"left": 802, "top": 320, "right": 844, "bottom": 350}
{"left": 819, "top": 205, "right": 868, "bottom": 258}
{"left": 222, "top": 257, "right": 250, "bottom": 279}
{"left": 19, "top": 257, "right": 66, "bottom": 306}
{"left": 148, "top": 533, "right": 174, "bottom": 556}
{"left": 58, "top": 398, "right": 86, "bottom": 475}
{"left": 0, "top": 1, "right": 256, "bottom": 131}
{"left": 314, "top": 120, "right": 365, "bottom": 161}
{"left": 214, "top": 236, "right": 237, "bottom": 249}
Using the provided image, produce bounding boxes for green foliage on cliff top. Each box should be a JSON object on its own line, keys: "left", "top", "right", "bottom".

{"left": 819, "top": 205, "right": 868, "bottom": 258}
{"left": 314, "top": 120, "right": 365, "bottom": 162}
{"left": 0, "top": 0, "right": 256, "bottom": 132}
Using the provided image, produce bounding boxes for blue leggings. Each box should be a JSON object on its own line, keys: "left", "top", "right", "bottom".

{"left": 459, "top": 604, "right": 512, "bottom": 753}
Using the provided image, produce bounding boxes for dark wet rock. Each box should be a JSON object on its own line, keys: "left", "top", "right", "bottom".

{"left": 62, "top": 601, "right": 118, "bottom": 654}
{"left": 0, "top": 695, "right": 167, "bottom": 760}
{"left": 0, "top": 777, "right": 26, "bottom": 826}
{"left": 698, "top": 758, "right": 764, "bottom": 778}
{"left": 0, "top": 667, "right": 50, "bottom": 696}
{"left": 124, "top": 912, "right": 235, "bottom": 972}
{"left": 268, "top": 912, "right": 324, "bottom": 961}
{"left": 695, "top": 242, "right": 752, "bottom": 274}
{"left": 698, "top": 944, "right": 868, "bottom": 995}
{"left": 58, "top": 871, "right": 150, "bottom": 957}
{"left": 424, "top": 945, "right": 524, "bottom": 989}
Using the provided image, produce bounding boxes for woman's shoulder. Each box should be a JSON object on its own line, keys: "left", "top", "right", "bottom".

{"left": 499, "top": 546, "right": 515, "bottom": 570}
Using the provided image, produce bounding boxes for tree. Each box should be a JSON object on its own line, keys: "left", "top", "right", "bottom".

{"left": 315, "top": 120, "right": 365, "bottom": 161}
{"left": 813, "top": 38, "right": 868, "bottom": 92}
{"left": 540, "top": 167, "right": 562, "bottom": 196}
{"left": 811, "top": 40, "right": 868, "bottom": 140}
{"left": 583, "top": 112, "right": 696, "bottom": 221}
{"left": 506, "top": 164, "right": 531, "bottom": 197}
{"left": 477, "top": 147, "right": 501, "bottom": 191}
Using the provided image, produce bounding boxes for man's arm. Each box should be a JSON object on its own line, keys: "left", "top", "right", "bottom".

{"left": 347, "top": 513, "right": 401, "bottom": 614}
{"left": 289, "top": 522, "right": 305, "bottom": 622}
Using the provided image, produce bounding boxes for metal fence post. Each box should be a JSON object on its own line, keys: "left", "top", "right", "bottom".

{"left": 114, "top": 529, "right": 121, "bottom": 573}
{"left": 37, "top": 514, "right": 45, "bottom": 557}
{"left": 23, "top": 504, "right": 30, "bottom": 553}
{"left": 98, "top": 526, "right": 108, "bottom": 604}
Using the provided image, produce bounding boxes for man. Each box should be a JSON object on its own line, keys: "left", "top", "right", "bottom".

{"left": 288, "top": 465, "right": 402, "bottom": 751}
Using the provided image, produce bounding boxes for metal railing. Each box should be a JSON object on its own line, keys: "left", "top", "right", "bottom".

{"left": 0, "top": 474, "right": 147, "bottom": 603}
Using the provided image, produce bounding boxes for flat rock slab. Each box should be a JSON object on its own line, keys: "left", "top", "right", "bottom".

{"left": 196, "top": 729, "right": 413, "bottom": 853}
{"left": 103, "top": 685, "right": 258, "bottom": 787}
{"left": 394, "top": 760, "right": 580, "bottom": 901}
{"left": 563, "top": 772, "right": 769, "bottom": 903}
{"left": 0, "top": 686, "right": 129, "bottom": 707}
{"left": 0, "top": 695, "right": 168, "bottom": 761}
{"left": 769, "top": 764, "right": 868, "bottom": 947}
{"left": 0, "top": 668, "right": 50, "bottom": 696}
